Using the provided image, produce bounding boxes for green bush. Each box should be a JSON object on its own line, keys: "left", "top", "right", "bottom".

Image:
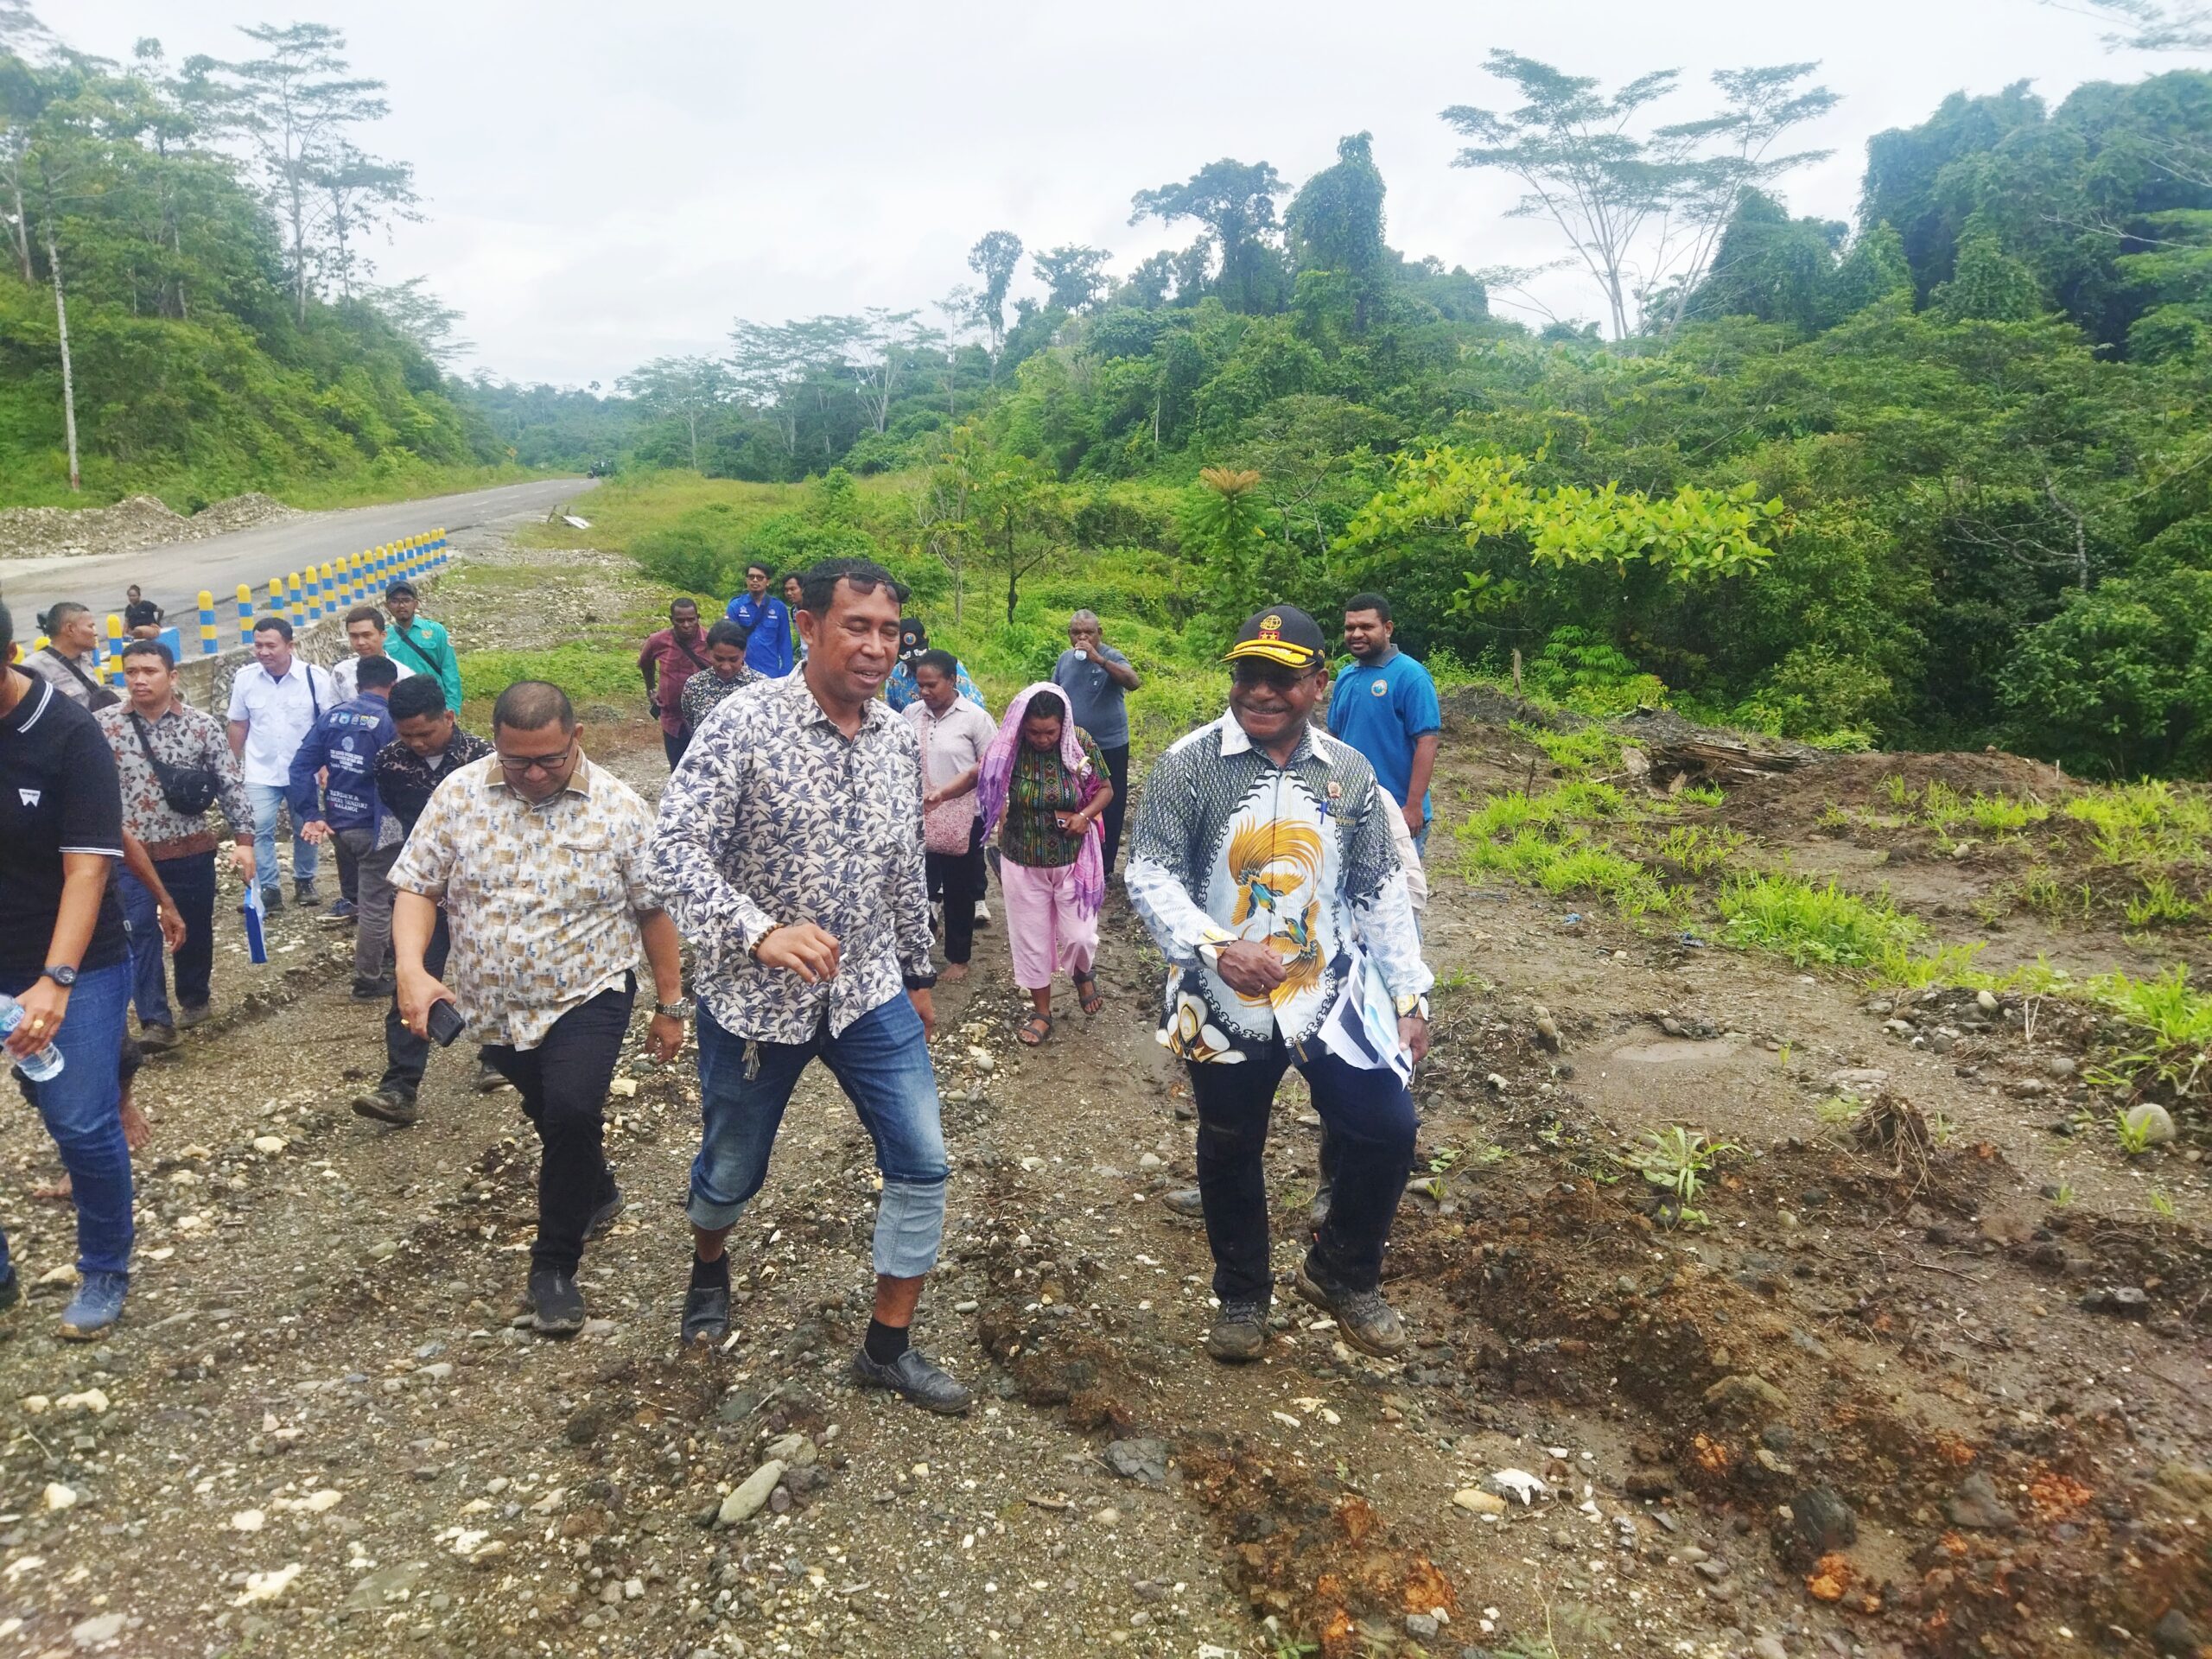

{"left": 1999, "top": 568, "right": 2212, "bottom": 776}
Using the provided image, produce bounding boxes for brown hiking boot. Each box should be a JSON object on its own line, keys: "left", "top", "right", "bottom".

{"left": 1293, "top": 1262, "right": 1408, "bottom": 1357}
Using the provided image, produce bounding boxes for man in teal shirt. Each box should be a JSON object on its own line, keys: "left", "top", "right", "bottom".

{"left": 384, "top": 581, "right": 464, "bottom": 716}
{"left": 1326, "top": 592, "right": 1440, "bottom": 852}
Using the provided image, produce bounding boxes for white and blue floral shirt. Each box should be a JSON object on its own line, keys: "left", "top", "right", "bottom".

{"left": 1126, "top": 710, "right": 1430, "bottom": 1074}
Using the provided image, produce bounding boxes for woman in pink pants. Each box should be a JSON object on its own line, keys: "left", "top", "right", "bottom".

{"left": 976, "top": 686, "right": 1114, "bottom": 1046}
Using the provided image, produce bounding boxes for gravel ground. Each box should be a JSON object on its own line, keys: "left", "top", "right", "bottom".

{"left": 0, "top": 535, "right": 2203, "bottom": 1659}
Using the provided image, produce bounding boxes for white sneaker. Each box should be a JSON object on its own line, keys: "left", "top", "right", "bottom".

{"left": 974, "top": 899, "right": 992, "bottom": 928}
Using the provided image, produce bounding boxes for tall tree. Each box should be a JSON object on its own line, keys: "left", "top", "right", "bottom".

{"left": 2050, "top": 0, "right": 2212, "bottom": 50}
{"left": 849, "top": 307, "right": 931, "bottom": 435}
{"left": 965, "top": 229, "right": 1022, "bottom": 371}
{"left": 313, "top": 138, "right": 416, "bottom": 300}
{"left": 1131, "top": 158, "right": 1287, "bottom": 314}
{"left": 219, "top": 22, "right": 390, "bottom": 322}
{"left": 1442, "top": 53, "right": 1687, "bottom": 340}
{"left": 365, "top": 275, "right": 472, "bottom": 365}
{"left": 616, "top": 355, "right": 736, "bottom": 472}
{"left": 1285, "top": 131, "right": 1389, "bottom": 330}
{"left": 1032, "top": 244, "right": 1113, "bottom": 313}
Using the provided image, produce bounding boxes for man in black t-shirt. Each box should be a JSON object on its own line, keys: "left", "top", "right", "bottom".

{"left": 0, "top": 600, "right": 138, "bottom": 1340}
{"left": 122, "top": 586, "right": 163, "bottom": 638}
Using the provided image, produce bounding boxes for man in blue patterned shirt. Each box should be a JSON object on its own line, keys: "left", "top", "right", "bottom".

{"left": 1126, "top": 604, "right": 1432, "bottom": 1368}
{"left": 652, "top": 557, "right": 968, "bottom": 1414}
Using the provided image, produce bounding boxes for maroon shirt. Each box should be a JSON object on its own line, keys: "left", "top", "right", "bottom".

{"left": 639, "top": 626, "right": 711, "bottom": 735}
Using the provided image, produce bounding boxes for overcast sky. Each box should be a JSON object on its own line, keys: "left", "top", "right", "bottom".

{"left": 67, "top": 1, "right": 2175, "bottom": 386}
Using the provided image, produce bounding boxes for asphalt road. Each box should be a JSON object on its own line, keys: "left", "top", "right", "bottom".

{"left": 0, "top": 476, "right": 598, "bottom": 635}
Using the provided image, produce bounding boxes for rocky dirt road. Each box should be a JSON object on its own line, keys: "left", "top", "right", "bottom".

{"left": 0, "top": 535, "right": 2203, "bottom": 1659}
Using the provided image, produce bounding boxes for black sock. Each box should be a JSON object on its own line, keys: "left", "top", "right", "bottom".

{"left": 690, "top": 1252, "right": 729, "bottom": 1291}
{"left": 864, "top": 1318, "right": 910, "bottom": 1364}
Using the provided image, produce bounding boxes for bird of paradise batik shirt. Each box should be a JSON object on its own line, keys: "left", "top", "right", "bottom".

{"left": 1125, "top": 709, "right": 1429, "bottom": 1071}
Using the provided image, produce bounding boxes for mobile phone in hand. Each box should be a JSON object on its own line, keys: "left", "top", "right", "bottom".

{"left": 426, "top": 998, "right": 466, "bottom": 1047}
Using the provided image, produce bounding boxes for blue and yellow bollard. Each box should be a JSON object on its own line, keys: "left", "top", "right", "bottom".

{"left": 199, "top": 590, "right": 218, "bottom": 657}
{"left": 267, "top": 577, "right": 284, "bottom": 633}
{"left": 105, "top": 614, "right": 125, "bottom": 686}
{"left": 238, "top": 582, "right": 253, "bottom": 645}
{"left": 317, "top": 562, "right": 333, "bottom": 618}
{"left": 284, "top": 571, "right": 302, "bottom": 626}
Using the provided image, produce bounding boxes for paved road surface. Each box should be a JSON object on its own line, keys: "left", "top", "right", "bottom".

{"left": 0, "top": 477, "right": 597, "bottom": 635}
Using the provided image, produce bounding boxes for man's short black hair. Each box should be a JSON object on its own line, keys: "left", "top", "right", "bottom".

{"left": 0, "top": 599, "right": 13, "bottom": 658}
{"left": 121, "top": 638, "right": 175, "bottom": 669}
{"left": 1344, "top": 592, "right": 1393, "bottom": 623}
{"left": 746, "top": 561, "right": 772, "bottom": 580}
{"left": 914, "top": 648, "right": 959, "bottom": 681}
{"left": 492, "top": 679, "right": 575, "bottom": 734}
{"left": 345, "top": 604, "right": 386, "bottom": 632}
{"left": 389, "top": 675, "right": 449, "bottom": 722}
{"left": 671, "top": 596, "right": 699, "bottom": 616}
{"left": 356, "top": 655, "right": 400, "bottom": 690}
{"left": 706, "top": 620, "right": 748, "bottom": 652}
{"left": 798, "top": 557, "right": 908, "bottom": 617}
{"left": 40, "top": 601, "right": 88, "bottom": 632}
{"left": 253, "top": 614, "right": 295, "bottom": 641}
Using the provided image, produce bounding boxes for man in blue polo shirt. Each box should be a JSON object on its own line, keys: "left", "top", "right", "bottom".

{"left": 725, "top": 563, "right": 793, "bottom": 679}
{"left": 1327, "top": 592, "right": 1440, "bottom": 852}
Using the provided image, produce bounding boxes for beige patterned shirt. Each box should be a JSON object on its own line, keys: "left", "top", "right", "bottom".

{"left": 390, "top": 753, "right": 662, "bottom": 1050}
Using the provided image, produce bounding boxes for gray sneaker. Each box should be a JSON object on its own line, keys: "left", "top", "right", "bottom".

{"left": 351, "top": 1086, "right": 419, "bottom": 1127}
{"left": 1293, "top": 1262, "right": 1408, "bottom": 1357}
{"left": 1205, "top": 1296, "right": 1269, "bottom": 1363}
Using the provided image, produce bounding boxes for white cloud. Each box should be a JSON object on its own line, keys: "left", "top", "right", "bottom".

{"left": 67, "top": 0, "right": 2171, "bottom": 383}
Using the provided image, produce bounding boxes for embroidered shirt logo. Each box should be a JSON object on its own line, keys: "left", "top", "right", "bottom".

{"left": 17, "top": 787, "right": 40, "bottom": 806}
{"left": 1371, "top": 679, "right": 1389, "bottom": 696}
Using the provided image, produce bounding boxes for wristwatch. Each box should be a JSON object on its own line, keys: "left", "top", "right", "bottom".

{"left": 41, "top": 964, "right": 78, "bottom": 988}
{"left": 1395, "top": 993, "right": 1430, "bottom": 1021}
{"left": 654, "top": 1000, "right": 691, "bottom": 1020}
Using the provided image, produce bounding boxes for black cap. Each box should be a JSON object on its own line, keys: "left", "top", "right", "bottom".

{"left": 898, "top": 617, "right": 927, "bottom": 662}
{"left": 1224, "top": 604, "right": 1325, "bottom": 670}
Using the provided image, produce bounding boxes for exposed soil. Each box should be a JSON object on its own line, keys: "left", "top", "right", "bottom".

{"left": 0, "top": 536, "right": 2204, "bottom": 1659}
{"left": 0, "top": 494, "right": 300, "bottom": 562}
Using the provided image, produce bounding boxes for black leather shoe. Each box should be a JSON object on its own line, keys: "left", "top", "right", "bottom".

{"left": 586, "top": 1182, "right": 624, "bottom": 1238}
{"left": 849, "top": 1347, "right": 972, "bottom": 1414}
{"left": 682, "top": 1281, "right": 729, "bottom": 1345}
{"left": 527, "top": 1267, "right": 586, "bottom": 1337}
{"left": 351, "top": 1086, "right": 419, "bottom": 1126}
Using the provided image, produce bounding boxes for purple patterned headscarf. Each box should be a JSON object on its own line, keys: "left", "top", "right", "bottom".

{"left": 978, "top": 681, "right": 1105, "bottom": 917}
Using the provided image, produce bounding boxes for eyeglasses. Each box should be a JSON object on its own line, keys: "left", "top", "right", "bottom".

{"left": 496, "top": 747, "right": 574, "bottom": 777}
{"left": 1231, "top": 662, "right": 1317, "bottom": 692}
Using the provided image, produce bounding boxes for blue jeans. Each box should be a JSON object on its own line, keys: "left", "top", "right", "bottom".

{"left": 118, "top": 868, "right": 170, "bottom": 1030}
{"left": 247, "top": 781, "right": 316, "bottom": 892}
{"left": 692, "top": 995, "right": 947, "bottom": 1277}
{"left": 1, "top": 960, "right": 135, "bottom": 1280}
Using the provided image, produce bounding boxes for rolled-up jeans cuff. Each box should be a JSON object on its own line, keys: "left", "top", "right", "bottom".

{"left": 686, "top": 1193, "right": 749, "bottom": 1233}
{"left": 873, "top": 1178, "right": 945, "bottom": 1277}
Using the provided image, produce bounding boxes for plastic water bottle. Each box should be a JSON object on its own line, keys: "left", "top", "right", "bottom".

{"left": 0, "top": 995, "right": 64, "bottom": 1083}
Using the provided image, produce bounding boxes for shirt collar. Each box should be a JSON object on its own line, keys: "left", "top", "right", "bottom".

{"left": 1216, "top": 708, "right": 1315, "bottom": 766}
{"left": 782, "top": 665, "right": 887, "bottom": 736}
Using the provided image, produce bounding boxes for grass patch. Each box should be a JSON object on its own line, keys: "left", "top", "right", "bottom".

{"left": 2089, "top": 965, "right": 2212, "bottom": 1050}
{"left": 459, "top": 644, "right": 641, "bottom": 714}
{"left": 1510, "top": 721, "right": 1621, "bottom": 777}
{"left": 2065, "top": 780, "right": 2212, "bottom": 866}
{"left": 1717, "top": 874, "right": 1924, "bottom": 968}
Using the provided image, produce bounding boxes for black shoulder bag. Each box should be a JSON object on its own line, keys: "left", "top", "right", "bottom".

{"left": 130, "top": 712, "right": 222, "bottom": 817}
{"left": 43, "top": 645, "right": 120, "bottom": 711}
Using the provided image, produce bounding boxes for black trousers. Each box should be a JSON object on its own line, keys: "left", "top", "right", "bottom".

{"left": 925, "top": 820, "right": 988, "bottom": 963}
{"left": 1098, "top": 743, "right": 1130, "bottom": 874}
{"left": 480, "top": 978, "right": 633, "bottom": 1275}
{"left": 382, "top": 909, "right": 450, "bottom": 1099}
{"left": 663, "top": 728, "right": 690, "bottom": 767}
{"left": 153, "top": 850, "right": 218, "bottom": 1009}
{"left": 1189, "top": 1031, "right": 1417, "bottom": 1301}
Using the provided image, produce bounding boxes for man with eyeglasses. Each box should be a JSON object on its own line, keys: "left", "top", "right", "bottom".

{"left": 390, "top": 681, "right": 686, "bottom": 1335}
{"left": 1125, "top": 605, "right": 1432, "bottom": 1367}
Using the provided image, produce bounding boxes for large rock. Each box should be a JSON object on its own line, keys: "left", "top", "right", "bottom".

{"left": 1945, "top": 1471, "right": 2018, "bottom": 1531}
{"left": 1789, "top": 1487, "right": 1858, "bottom": 1554}
{"left": 716, "top": 1459, "right": 786, "bottom": 1529}
{"left": 1703, "top": 1374, "right": 1789, "bottom": 1419}
{"left": 1105, "top": 1438, "right": 1170, "bottom": 1484}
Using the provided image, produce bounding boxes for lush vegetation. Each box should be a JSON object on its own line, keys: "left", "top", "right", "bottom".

{"left": 569, "top": 53, "right": 2212, "bottom": 776}
{"left": 0, "top": 13, "right": 510, "bottom": 508}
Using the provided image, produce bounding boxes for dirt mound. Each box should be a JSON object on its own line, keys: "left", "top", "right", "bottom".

{"left": 1718, "top": 748, "right": 2073, "bottom": 839}
{"left": 0, "top": 492, "right": 301, "bottom": 559}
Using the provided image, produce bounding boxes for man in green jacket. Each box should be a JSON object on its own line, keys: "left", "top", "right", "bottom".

{"left": 384, "top": 581, "right": 464, "bottom": 715}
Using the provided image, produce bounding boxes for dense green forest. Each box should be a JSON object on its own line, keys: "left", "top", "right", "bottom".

{"left": 7, "top": 0, "right": 2212, "bottom": 777}
{"left": 587, "top": 57, "right": 2212, "bottom": 777}
{"left": 0, "top": 8, "right": 508, "bottom": 507}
